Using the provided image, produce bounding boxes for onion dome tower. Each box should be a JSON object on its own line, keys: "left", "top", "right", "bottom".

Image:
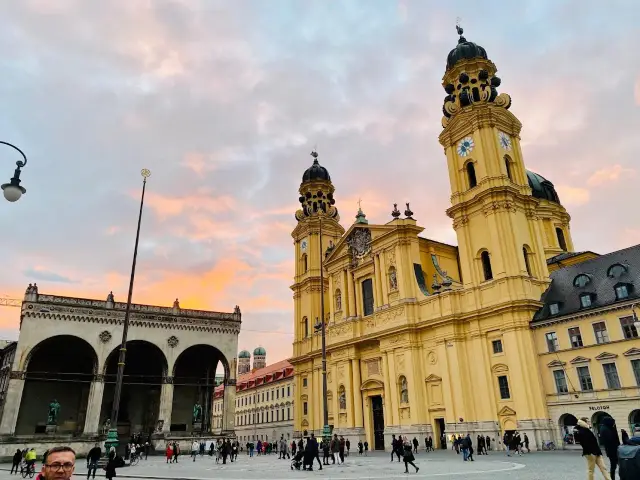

{"left": 238, "top": 350, "right": 251, "bottom": 375}
{"left": 252, "top": 346, "right": 266, "bottom": 370}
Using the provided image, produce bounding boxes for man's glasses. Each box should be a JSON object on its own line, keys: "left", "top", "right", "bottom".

{"left": 45, "top": 462, "right": 75, "bottom": 471}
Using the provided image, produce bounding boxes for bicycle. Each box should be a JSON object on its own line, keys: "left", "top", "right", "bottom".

{"left": 20, "top": 461, "right": 35, "bottom": 478}
{"left": 129, "top": 453, "right": 140, "bottom": 466}
{"left": 541, "top": 440, "right": 556, "bottom": 451}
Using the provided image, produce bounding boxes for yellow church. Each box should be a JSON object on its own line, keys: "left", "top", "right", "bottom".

{"left": 289, "top": 26, "right": 640, "bottom": 451}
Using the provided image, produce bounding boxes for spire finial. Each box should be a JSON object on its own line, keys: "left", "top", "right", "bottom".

{"left": 456, "top": 17, "right": 463, "bottom": 36}
{"left": 357, "top": 197, "right": 362, "bottom": 210}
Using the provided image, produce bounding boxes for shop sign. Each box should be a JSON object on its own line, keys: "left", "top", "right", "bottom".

{"left": 588, "top": 405, "right": 610, "bottom": 411}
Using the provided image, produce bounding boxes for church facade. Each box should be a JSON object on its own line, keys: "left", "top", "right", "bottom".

{"left": 0, "top": 286, "right": 240, "bottom": 457}
{"left": 289, "top": 27, "right": 604, "bottom": 451}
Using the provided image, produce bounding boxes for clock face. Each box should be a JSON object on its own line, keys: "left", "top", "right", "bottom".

{"left": 498, "top": 131, "right": 512, "bottom": 150}
{"left": 300, "top": 239, "right": 308, "bottom": 252}
{"left": 456, "top": 136, "right": 475, "bottom": 157}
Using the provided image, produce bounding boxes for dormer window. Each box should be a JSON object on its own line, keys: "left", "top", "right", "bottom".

{"left": 549, "top": 303, "right": 560, "bottom": 315}
{"left": 573, "top": 274, "right": 591, "bottom": 288}
{"left": 579, "top": 293, "right": 593, "bottom": 309}
{"left": 615, "top": 284, "right": 630, "bottom": 300}
{"left": 607, "top": 263, "right": 628, "bottom": 278}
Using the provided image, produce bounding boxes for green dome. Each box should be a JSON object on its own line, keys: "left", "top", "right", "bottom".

{"left": 238, "top": 350, "right": 251, "bottom": 359}
{"left": 253, "top": 347, "right": 266, "bottom": 356}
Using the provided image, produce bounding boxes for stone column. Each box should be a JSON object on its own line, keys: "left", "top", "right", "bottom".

{"left": 347, "top": 270, "right": 356, "bottom": 318}
{"left": 381, "top": 354, "right": 396, "bottom": 426}
{"left": 222, "top": 379, "right": 236, "bottom": 432}
{"left": 351, "top": 359, "right": 363, "bottom": 428}
{"left": 83, "top": 375, "right": 105, "bottom": 435}
{"left": 0, "top": 373, "right": 26, "bottom": 435}
{"left": 385, "top": 352, "right": 399, "bottom": 425}
{"left": 158, "top": 376, "right": 174, "bottom": 433}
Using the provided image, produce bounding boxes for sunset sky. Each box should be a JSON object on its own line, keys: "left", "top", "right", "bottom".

{"left": 1, "top": 1, "right": 639, "bottom": 364}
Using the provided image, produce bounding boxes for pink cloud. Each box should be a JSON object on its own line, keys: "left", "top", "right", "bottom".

{"left": 555, "top": 185, "right": 590, "bottom": 207}
{"left": 587, "top": 164, "right": 636, "bottom": 187}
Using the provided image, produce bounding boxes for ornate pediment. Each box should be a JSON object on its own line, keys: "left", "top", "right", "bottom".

{"left": 497, "top": 406, "right": 516, "bottom": 416}
{"left": 570, "top": 356, "right": 591, "bottom": 364}
{"left": 595, "top": 352, "right": 618, "bottom": 361}
{"left": 425, "top": 374, "right": 442, "bottom": 383}
{"left": 547, "top": 359, "right": 566, "bottom": 368}
{"left": 346, "top": 227, "right": 372, "bottom": 266}
{"left": 623, "top": 348, "right": 640, "bottom": 357}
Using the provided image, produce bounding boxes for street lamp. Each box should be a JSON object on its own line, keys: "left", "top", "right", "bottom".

{"left": 1, "top": 141, "right": 28, "bottom": 202}
{"left": 105, "top": 168, "right": 151, "bottom": 452}
{"left": 312, "top": 212, "right": 331, "bottom": 442}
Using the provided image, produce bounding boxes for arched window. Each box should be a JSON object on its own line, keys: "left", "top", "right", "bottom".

{"left": 607, "top": 264, "right": 628, "bottom": 278}
{"left": 573, "top": 274, "right": 592, "bottom": 288}
{"left": 388, "top": 266, "right": 398, "bottom": 291}
{"left": 466, "top": 162, "right": 477, "bottom": 189}
{"left": 505, "top": 156, "right": 513, "bottom": 181}
{"left": 399, "top": 376, "right": 409, "bottom": 403}
{"left": 301, "top": 253, "right": 308, "bottom": 273}
{"left": 556, "top": 228, "right": 567, "bottom": 252}
{"left": 481, "top": 251, "right": 493, "bottom": 281}
{"left": 338, "top": 386, "right": 346, "bottom": 410}
{"left": 303, "top": 317, "right": 309, "bottom": 338}
{"left": 523, "top": 246, "right": 532, "bottom": 276}
{"left": 334, "top": 289, "right": 342, "bottom": 311}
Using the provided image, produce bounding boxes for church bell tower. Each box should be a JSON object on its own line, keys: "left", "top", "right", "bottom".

{"left": 440, "top": 25, "right": 552, "bottom": 292}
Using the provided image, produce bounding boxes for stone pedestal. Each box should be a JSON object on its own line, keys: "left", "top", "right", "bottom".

{"left": 192, "top": 422, "right": 202, "bottom": 432}
{"left": 45, "top": 424, "right": 58, "bottom": 434}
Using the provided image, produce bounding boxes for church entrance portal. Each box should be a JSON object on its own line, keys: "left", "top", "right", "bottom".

{"left": 435, "top": 418, "right": 446, "bottom": 449}
{"left": 371, "top": 395, "right": 384, "bottom": 450}
{"left": 101, "top": 340, "right": 166, "bottom": 437}
{"left": 16, "top": 335, "right": 98, "bottom": 435}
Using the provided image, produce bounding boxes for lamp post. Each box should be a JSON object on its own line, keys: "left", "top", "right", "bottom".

{"left": 105, "top": 168, "right": 151, "bottom": 452}
{"left": 313, "top": 213, "right": 331, "bottom": 442}
{"left": 1, "top": 141, "right": 28, "bottom": 202}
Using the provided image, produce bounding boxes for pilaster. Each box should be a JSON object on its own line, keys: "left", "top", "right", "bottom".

{"left": 158, "top": 376, "right": 174, "bottom": 433}
{"left": 82, "top": 376, "right": 105, "bottom": 435}
{"left": 351, "top": 358, "right": 363, "bottom": 428}
{"left": 0, "top": 375, "right": 25, "bottom": 435}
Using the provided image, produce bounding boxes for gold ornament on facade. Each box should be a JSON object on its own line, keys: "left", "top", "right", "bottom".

{"left": 427, "top": 351, "right": 437, "bottom": 365}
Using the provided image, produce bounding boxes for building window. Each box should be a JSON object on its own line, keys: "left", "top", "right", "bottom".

{"left": 262, "top": 392, "right": 265, "bottom": 402}
{"left": 603, "top": 363, "right": 621, "bottom": 389}
{"left": 277, "top": 389, "right": 279, "bottom": 399}
{"left": 549, "top": 303, "right": 560, "bottom": 315}
{"left": 497, "top": 375, "right": 511, "bottom": 399}
{"left": 607, "top": 263, "right": 627, "bottom": 278}
{"left": 362, "top": 278, "right": 374, "bottom": 316}
{"left": 466, "top": 162, "right": 477, "bottom": 189}
{"left": 492, "top": 339, "right": 503, "bottom": 354}
{"left": 568, "top": 327, "right": 583, "bottom": 348}
{"left": 632, "top": 359, "right": 640, "bottom": 387}
{"left": 553, "top": 370, "right": 569, "bottom": 394}
{"left": 302, "top": 253, "right": 308, "bottom": 273}
{"left": 303, "top": 317, "right": 309, "bottom": 338}
{"left": 505, "top": 156, "right": 512, "bottom": 181}
{"left": 577, "top": 366, "right": 593, "bottom": 391}
{"left": 261, "top": 412, "right": 264, "bottom": 423}
{"left": 620, "top": 316, "right": 639, "bottom": 339}
{"left": 303, "top": 402, "right": 308, "bottom": 415}
{"left": 556, "top": 227, "right": 567, "bottom": 251}
{"left": 287, "top": 407, "right": 291, "bottom": 420}
{"left": 580, "top": 294, "right": 592, "bottom": 308}
{"left": 282, "top": 387, "right": 285, "bottom": 397}
{"left": 593, "top": 322, "right": 609, "bottom": 344}
{"left": 545, "top": 332, "right": 559, "bottom": 352}
{"left": 615, "top": 284, "right": 629, "bottom": 300}
{"left": 573, "top": 274, "right": 591, "bottom": 288}
{"left": 302, "top": 378, "right": 307, "bottom": 387}
{"left": 523, "top": 246, "right": 532, "bottom": 276}
{"left": 287, "top": 386, "right": 290, "bottom": 396}
{"left": 481, "top": 251, "right": 493, "bottom": 281}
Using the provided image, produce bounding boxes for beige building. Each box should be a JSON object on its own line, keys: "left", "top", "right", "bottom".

{"left": 532, "top": 247, "right": 640, "bottom": 444}
{"left": 213, "top": 351, "right": 294, "bottom": 444}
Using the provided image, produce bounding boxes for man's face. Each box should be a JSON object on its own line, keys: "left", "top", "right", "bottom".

{"left": 42, "top": 451, "right": 75, "bottom": 480}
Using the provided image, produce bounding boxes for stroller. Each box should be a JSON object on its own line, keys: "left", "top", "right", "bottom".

{"left": 291, "top": 451, "right": 304, "bottom": 470}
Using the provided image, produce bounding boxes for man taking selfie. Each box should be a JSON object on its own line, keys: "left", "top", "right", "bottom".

{"left": 37, "top": 446, "right": 75, "bottom": 480}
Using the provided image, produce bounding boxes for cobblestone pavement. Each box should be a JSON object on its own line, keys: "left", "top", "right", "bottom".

{"left": 0, "top": 449, "right": 597, "bottom": 479}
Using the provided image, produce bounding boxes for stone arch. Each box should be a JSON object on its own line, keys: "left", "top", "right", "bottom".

{"left": 17, "top": 335, "right": 99, "bottom": 435}
{"left": 360, "top": 378, "right": 384, "bottom": 391}
{"left": 100, "top": 340, "right": 168, "bottom": 436}
{"left": 491, "top": 363, "right": 509, "bottom": 374}
{"left": 629, "top": 409, "right": 640, "bottom": 431}
{"left": 591, "top": 411, "right": 613, "bottom": 436}
{"left": 171, "top": 344, "right": 230, "bottom": 432}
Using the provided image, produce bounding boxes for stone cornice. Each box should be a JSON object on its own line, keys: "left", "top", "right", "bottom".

{"left": 22, "top": 303, "right": 241, "bottom": 335}
{"left": 530, "top": 301, "right": 638, "bottom": 329}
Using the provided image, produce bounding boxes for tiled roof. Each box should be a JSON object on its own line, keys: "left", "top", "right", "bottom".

{"left": 533, "top": 244, "right": 640, "bottom": 323}
{"left": 214, "top": 359, "right": 293, "bottom": 396}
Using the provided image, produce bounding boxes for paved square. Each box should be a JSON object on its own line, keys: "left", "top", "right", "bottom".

{"left": 0, "top": 449, "right": 596, "bottom": 479}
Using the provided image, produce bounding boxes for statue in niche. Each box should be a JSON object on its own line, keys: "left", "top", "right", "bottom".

{"left": 192, "top": 402, "right": 202, "bottom": 423}
{"left": 389, "top": 267, "right": 398, "bottom": 290}
{"left": 335, "top": 290, "right": 342, "bottom": 311}
{"left": 339, "top": 387, "right": 346, "bottom": 410}
{"left": 47, "top": 399, "right": 61, "bottom": 425}
{"left": 400, "top": 377, "right": 409, "bottom": 404}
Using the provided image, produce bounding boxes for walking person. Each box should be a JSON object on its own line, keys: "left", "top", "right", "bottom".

{"left": 402, "top": 441, "right": 419, "bottom": 473}
{"left": 86, "top": 443, "right": 101, "bottom": 479}
{"left": 331, "top": 434, "right": 340, "bottom": 464}
{"left": 486, "top": 435, "right": 491, "bottom": 452}
{"left": 358, "top": 441, "right": 363, "bottom": 456}
{"left": 105, "top": 448, "right": 117, "bottom": 480}
{"left": 574, "top": 418, "right": 612, "bottom": 480}
{"left": 10, "top": 449, "right": 21, "bottom": 475}
{"left": 523, "top": 433, "right": 530, "bottom": 453}
{"left": 412, "top": 437, "right": 419, "bottom": 454}
{"left": 346, "top": 439, "right": 351, "bottom": 457}
{"left": 172, "top": 442, "right": 179, "bottom": 463}
{"left": 322, "top": 438, "right": 330, "bottom": 465}
{"left": 364, "top": 441, "right": 369, "bottom": 456}
{"left": 339, "top": 436, "right": 346, "bottom": 464}
{"left": 451, "top": 434, "right": 457, "bottom": 452}
{"left": 191, "top": 440, "right": 199, "bottom": 462}
{"left": 165, "top": 444, "right": 172, "bottom": 464}
{"left": 599, "top": 417, "right": 620, "bottom": 480}
{"left": 460, "top": 434, "right": 471, "bottom": 461}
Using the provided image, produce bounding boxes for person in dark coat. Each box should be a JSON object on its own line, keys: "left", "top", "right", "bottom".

{"left": 574, "top": 419, "right": 612, "bottom": 480}
{"left": 486, "top": 436, "right": 491, "bottom": 451}
{"left": 412, "top": 437, "right": 419, "bottom": 454}
{"left": 402, "top": 442, "right": 419, "bottom": 473}
{"left": 105, "top": 449, "right": 117, "bottom": 480}
{"left": 599, "top": 417, "right": 620, "bottom": 480}
{"left": 621, "top": 429, "right": 630, "bottom": 445}
{"left": 11, "top": 449, "right": 22, "bottom": 475}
